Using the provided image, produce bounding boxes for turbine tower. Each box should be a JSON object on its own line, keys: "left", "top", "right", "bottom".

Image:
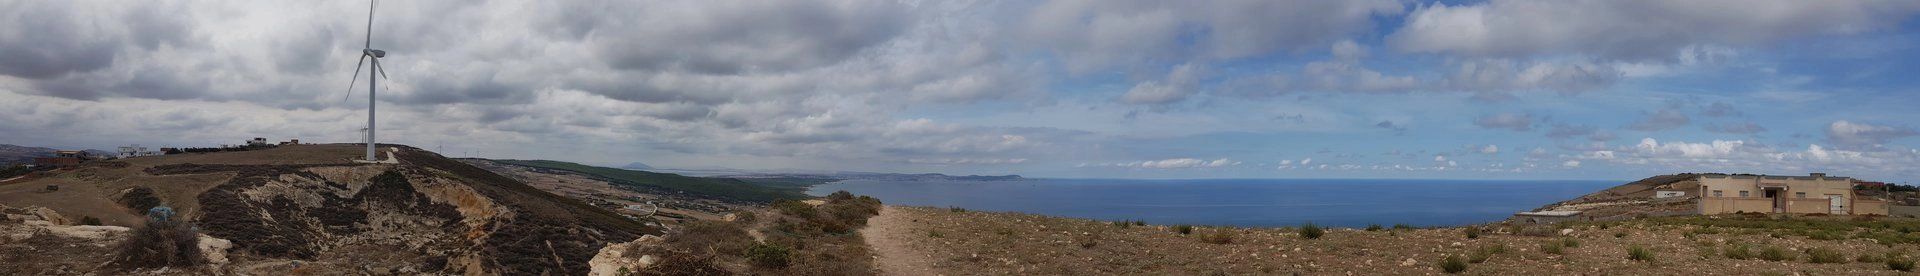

{"left": 344, "top": 0, "right": 387, "bottom": 162}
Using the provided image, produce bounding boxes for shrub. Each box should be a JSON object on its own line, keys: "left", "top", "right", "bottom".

{"left": 948, "top": 206, "right": 967, "bottom": 213}
{"left": 1200, "top": 230, "right": 1235, "bottom": 244}
{"left": 1175, "top": 225, "right": 1194, "bottom": 235}
{"left": 1134, "top": 220, "right": 1146, "bottom": 226}
{"left": 1112, "top": 220, "right": 1133, "bottom": 228}
{"left": 1759, "top": 246, "right": 1793, "bottom": 262}
{"left": 745, "top": 242, "right": 792, "bottom": 268}
{"left": 112, "top": 219, "right": 204, "bottom": 268}
{"left": 1393, "top": 224, "right": 1414, "bottom": 230}
{"left": 1078, "top": 235, "right": 1099, "bottom": 248}
{"left": 1722, "top": 243, "right": 1754, "bottom": 260}
{"left": 1627, "top": 245, "right": 1655, "bottom": 261}
{"left": 774, "top": 200, "right": 816, "bottom": 217}
{"left": 1518, "top": 225, "right": 1557, "bottom": 237}
{"left": 1366, "top": 224, "right": 1383, "bottom": 231}
{"left": 1300, "top": 223, "right": 1324, "bottom": 239}
{"left": 1541, "top": 242, "right": 1565, "bottom": 255}
{"left": 1892, "top": 256, "right": 1917, "bottom": 272}
{"left": 1440, "top": 255, "right": 1467, "bottom": 274}
{"left": 1807, "top": 247, "right": 1846, "bottom": 264}
{"left": 1614, "top": 232, "right": 1628, "bottom": 238}
{"left": 662, "top": 220, "right": 754, "bottom": 256}
{"left": 1463, "top": 227, "right": 1481, "bottom": 239}
{"left": 1858, "top": 252, "right": 1886, "bottom": 263}
{"left": 80, "top": 216, "right": 103, "bottom": 226}
{"left": 1466, "top": 243, "right": 1507, "bottom": 263}
{"left": 926, "top": 230, "right": 943, "bottom": 238}
{"left": 1560, "top": 237, "right": 1581, "bottom": 248}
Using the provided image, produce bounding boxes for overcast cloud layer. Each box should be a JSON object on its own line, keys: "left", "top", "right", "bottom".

{"left": 3, "top": 0, "right": 1918, "bottom": 182}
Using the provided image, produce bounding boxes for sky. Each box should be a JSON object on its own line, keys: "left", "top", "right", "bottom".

{"left": 2, "top": 0, "right": 1919, "bottom": 182}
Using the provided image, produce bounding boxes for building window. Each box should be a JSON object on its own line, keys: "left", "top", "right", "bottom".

{"left": 1739, "top": 191, "right": 1750, "bottom": 197}
{"left": 1796, "top": 192, "right": 1806, "bottom": 198}
{"left": 1713, "top": 190, "right": 1723, "bottom": 197}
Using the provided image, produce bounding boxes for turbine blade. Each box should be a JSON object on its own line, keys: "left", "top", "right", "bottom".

{"left": 345, "top": 54, "right": 367, "bottom": 100}
{"left": 365, "top": 0, "right": 376, "bottom": 49}
{"left": 372, "top": 57, "right": 388, "bottom": 79}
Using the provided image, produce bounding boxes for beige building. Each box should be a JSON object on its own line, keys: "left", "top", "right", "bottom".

{"left": 1698, "top": 173, "right": 1888, "bottom": 215}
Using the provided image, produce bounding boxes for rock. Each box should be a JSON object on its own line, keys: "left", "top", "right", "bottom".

{"left": 1560, "top": 229, "right": 1575, "bottom": 236}
{"left": 45, "top": 225, "right": 129, "bottom": 239}
{"left": 1400, "top": 258, "right": 1416, "bottom": 266}
{"left": 26, "top": 207, "right": 70, "bottom": 225}
{"left": 199, "top": 235, "right": 233, "bottom": 265}
{"left": 589, "top": 235, "right": 663, "bottom": 276}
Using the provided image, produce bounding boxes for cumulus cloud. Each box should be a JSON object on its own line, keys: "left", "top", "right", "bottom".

{"left": 1473, "top": 113, "right": 1535, "bottom": 131}
{"left": 1119, "top": 63, "right": 1204, "bottom": 105}
{"left": 1480, "top": 144, "right": 1499, "bottom": 154}
{"left": 1388, "top": 0, "right": 1920, "bottom": 61}
{"left": 1108, "top": 158, "right": 1239, "bottom": 169}
{"left": 1827, "top": 120, "right": 1918, "bottom": 148}
{"left": 1562, "top": 160, "right": 1580, "bottom": 167}
{"left": 1567, "top": 137, "right": 1920, "bottom": 176}
{"left": 1022, "top": 0, "right": 1402, "bottom": 73}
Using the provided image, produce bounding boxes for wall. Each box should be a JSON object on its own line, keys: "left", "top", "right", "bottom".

{"left": 1785, "top": 198, "right": 1829, "bottom": 214}
{"left": 1856, "top": 200, "right": 1889, "bottom": 215}
{"left": 1700, "top": 197, "right": 1773, "bottom": 214}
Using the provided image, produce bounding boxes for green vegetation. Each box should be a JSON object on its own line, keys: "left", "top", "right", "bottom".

{"left": 1614, "top": 231, "right": 1628, "bottom": 238}
{"left": 1300, "top": 222, "right": 1324, "bottom": 239}
{"left": 1199, "top": 230, "right": 1235, "bottom": 244}
{"left": 1463, "top": 227, "right": 1481, "bottom": 239}
{"left": 112, "top": 214, "right": 203, "bottom": 269}
{"left": 1175, "top": 225, "right": 1194, "bottom": 235}
{"left": 490, "top": 159, "right": 814, "bottom": 202}
{"left": 1722, "top": 243, "right": 1754, "bottom": 260}
{"left": 79, "top": 216, "right": 102, "bottom": 226}
{"left": 1807, "top": 247, "right": 1846, "bottom": 264}
{"left": 1627, "top": 245, "right": 1655, "bottom": 261}
{"left": 1560, "top": 237, "right": 1581, "bottom": 248}
{"left": 1639, "top": 216, "right": 1920, "bottom": 245}
{"left": 0, "top": 164, "right": 35, "bottom": 179}
{"left": 1392, "top": 224, "right": 1414, "bottom": 230}
{"left": 1440, "top": 255, "right": 1468, "bottom": 274}
{"left": 1892, "top": 255, "right": 1917, "bottom": 272}
{"left": 1365, "top": 224, "right": 1382, "bottom": 231}
{"left": 745, "top": 242, "right": 792, "bottom": 268}
{"left": 1541, "top": 241, "right": 1565, "bottom": 255}
{"left": 1758, "top": 245, "right": 1793, "bottom": 262}
{"left": 948, "top": 206, "right": 968, "bottom": 213}
{"left": 1468, "top": 243, "right": 1507, "bottom": 263}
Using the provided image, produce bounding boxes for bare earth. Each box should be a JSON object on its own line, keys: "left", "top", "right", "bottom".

{"left": 864, "top": 206, "right": 940, "bottom": 276}
{"left": 868, "top": 206, "right": 1920, "bottom": 275}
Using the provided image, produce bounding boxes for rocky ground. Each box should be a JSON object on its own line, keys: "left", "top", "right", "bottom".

{"left": 463, "top": 159, "right": 750, "bottom": 223}
{"left": 867, "top": 206, "right": 1920, "bottom": 275}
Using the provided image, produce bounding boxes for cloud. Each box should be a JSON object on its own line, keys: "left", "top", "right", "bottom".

{"left": 1480, "top": 144, "right": 1499, "bottom": 154}
{"left": 1546, "top": 123, "right": 1596, "bottom": 139}
{"left": 1375, "top": 120, "right": 1407, "bottom": 133}
{"left": 1704, "top": 122, "right": 1768, "bottom": 134}
{"left": 1473, "top": 113, "right": 1535, "bottom": 131}
{"left": 1827, "top": 120, "right": 1918, "bottom": 148}
{"left": 1111, "top": 158, "right": 1239, "bottom": 169}
{"left": 1700, "top": 102, "right": 1742, "bottom": 117}
{"left": 1021, "top": 0, "right": 1402, "bottom": 73}
{"left": 1119, "top": 63, "right": 1203, "bottom": 105}
{"left": 1387, "top": 0, "right": 1920, "bottom": 61}
{"left": 1562, "top": 160, "right": 1580, "bottom": 167}
{"left": 1626, "top": 109, "right": 1691, "bottom": 131}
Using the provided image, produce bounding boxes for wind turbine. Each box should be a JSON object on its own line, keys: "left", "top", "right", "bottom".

{"left": 344, "top": 0, "right": 388, "bottom": 162}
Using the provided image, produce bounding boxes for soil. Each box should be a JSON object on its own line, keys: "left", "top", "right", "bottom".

{"left": 863, "top": 206, "right": 939, "bottom": 276}
{"left": 871, "top": 206, "right": 1920, "bottom": 275}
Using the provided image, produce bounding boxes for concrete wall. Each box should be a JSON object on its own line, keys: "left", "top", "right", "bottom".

{"left": 1701, "top": 197, "right": 1773, "bottom": 214}
{"left": 1891, "top": 205, "right": 1920, "bottom": 218}
{"left": 1856, "top": 200, "right": 1889, "bottom": 215}
{"left": 1785, "top": 198, "right": 1829, "bottom": 214}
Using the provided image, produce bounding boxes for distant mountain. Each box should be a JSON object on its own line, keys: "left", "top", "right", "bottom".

{"left": 490, "top": 159, "right": 816, "bottom": 202}
{"left": 0, "top": 144, "right": 56, "bottom": 165}
{"left": 622, "top": 162, "right": 655, "bottom": 170}
{"left": 729, "top": 171, "right": 1025, "bottom": 182}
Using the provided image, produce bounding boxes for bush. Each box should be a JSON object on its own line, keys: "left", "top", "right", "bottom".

{"left": 1628, "top": 245, "right": 1655, "bottom": 261}
{"left": 1199, "top": 230, "right": 1235, "bottom": 244}
{"left": 948, "top": 206, "right": 967, "bottom": 213}
{"left": 1560, "top": 237, "right": 1581, "bottom": 248}
{"left": 774, "top": 200, "right": 816, "bottom": 217}
{"left": 927, "top": 230, "right": 943, "bottom": 238}
{"left": 1440, "top": 255, "right": 1467, "bottom": 274}
{"left": 1365, "top": 224, "right": 1382, "bottom": 231}
{"left": 1300, "top": 223, "right": 1324, "bottom": 239}
{"left": 1722, "top": 243, "right": 1754, "bottom": 260}
{"left": 1468, "top": 244, "right": 1507, "bottom": 263}
{"left": 1857, "top": 252, "right": 1886, "bottom": 263}
{"left": 1175, "top": 225, "right": 1194, "bottom": 235}
{"left": 745, "top": 242, "right": 792, "bottom": 268}
{"left": 112, "top": 219, "right": 204, "bottom": 268}
{"left": 1892, "top": 256, "right": 1916, "bottom": 272}
{"left": 1614, "top": 232, "right": 1628, "bottom": 238}
{"left": 80, "top": 216, "right": 103, "bottom": 226}
{"left": 1541, "top": 242, "right": 1565, "bottom": 255}
{"left": 1393, "top": 224, "right": 1414, "bottom": 230}
{"left": 1463, "top": 227, "right": 1481, "bottom": 239}
{"left": 1759, "top": 246, "right": 1793, "bottom": 262}
{"left": 1807, "top": 247, "right": 1846, "bottom": 264}
{"left": 825, "top": 190, "right": 855, "bottom": 203}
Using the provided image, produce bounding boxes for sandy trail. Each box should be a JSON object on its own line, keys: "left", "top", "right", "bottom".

{"left": 863, "top": 205, "right": 940, "bottom": 276}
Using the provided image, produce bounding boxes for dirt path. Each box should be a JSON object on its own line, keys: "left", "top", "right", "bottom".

{"left": 863, "top": 205, "right": 940, "bottom": 276}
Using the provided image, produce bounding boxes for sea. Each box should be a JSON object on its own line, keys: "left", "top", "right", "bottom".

{"left": 805, "top": 178, "right": 1622, "bottom": 228}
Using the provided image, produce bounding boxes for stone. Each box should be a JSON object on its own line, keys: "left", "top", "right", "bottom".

{"left": 199, "top": 235, "right": 233, "bottom": 264}
{"left": 45, "top": 225, "right": 128, "bottom": 239}
{"left": 1560, "top": 229, "right": 1574, "bottom": 236}
{"left": 589, "top": 235, "right": 663, "bottom": 276}
{"left": 1400, "top": 258, "right": 1416, "bottom": 266}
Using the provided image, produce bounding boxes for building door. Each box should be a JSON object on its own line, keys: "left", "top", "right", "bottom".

{"left": 1829, "top": 195, "right": 1847, "bottom": 214}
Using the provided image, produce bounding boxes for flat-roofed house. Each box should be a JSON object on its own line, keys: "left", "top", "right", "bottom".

{"left": 1698, "top": 173, "right": 1888, "bottom": 215}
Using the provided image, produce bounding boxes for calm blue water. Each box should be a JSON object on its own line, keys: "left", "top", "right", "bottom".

{"left": 806, "top": 178, "right": 1620, "bottom": 228}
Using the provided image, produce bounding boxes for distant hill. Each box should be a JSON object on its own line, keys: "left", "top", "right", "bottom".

{"left": 489, "top": 159, "right": 819, "bottom": 203}
{"left": 622, "top": 162, "right": 654, "bottom": 170}
{"left": 0, "top": 144, "right": 55, "bottom": 165}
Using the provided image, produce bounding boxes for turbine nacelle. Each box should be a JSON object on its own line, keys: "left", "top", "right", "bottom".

{"left": 364, "top": 49, "right": 386, "bottom": 58}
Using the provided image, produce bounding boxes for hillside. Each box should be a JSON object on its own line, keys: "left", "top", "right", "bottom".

{"left": 0, "top": 144, "right": 55, "bottom": 165}
{"left": 0, "top": 144, "right": 658, "bottom": 275}
{"left": 486, "top": 159, "right": 820, "bottom": 203}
